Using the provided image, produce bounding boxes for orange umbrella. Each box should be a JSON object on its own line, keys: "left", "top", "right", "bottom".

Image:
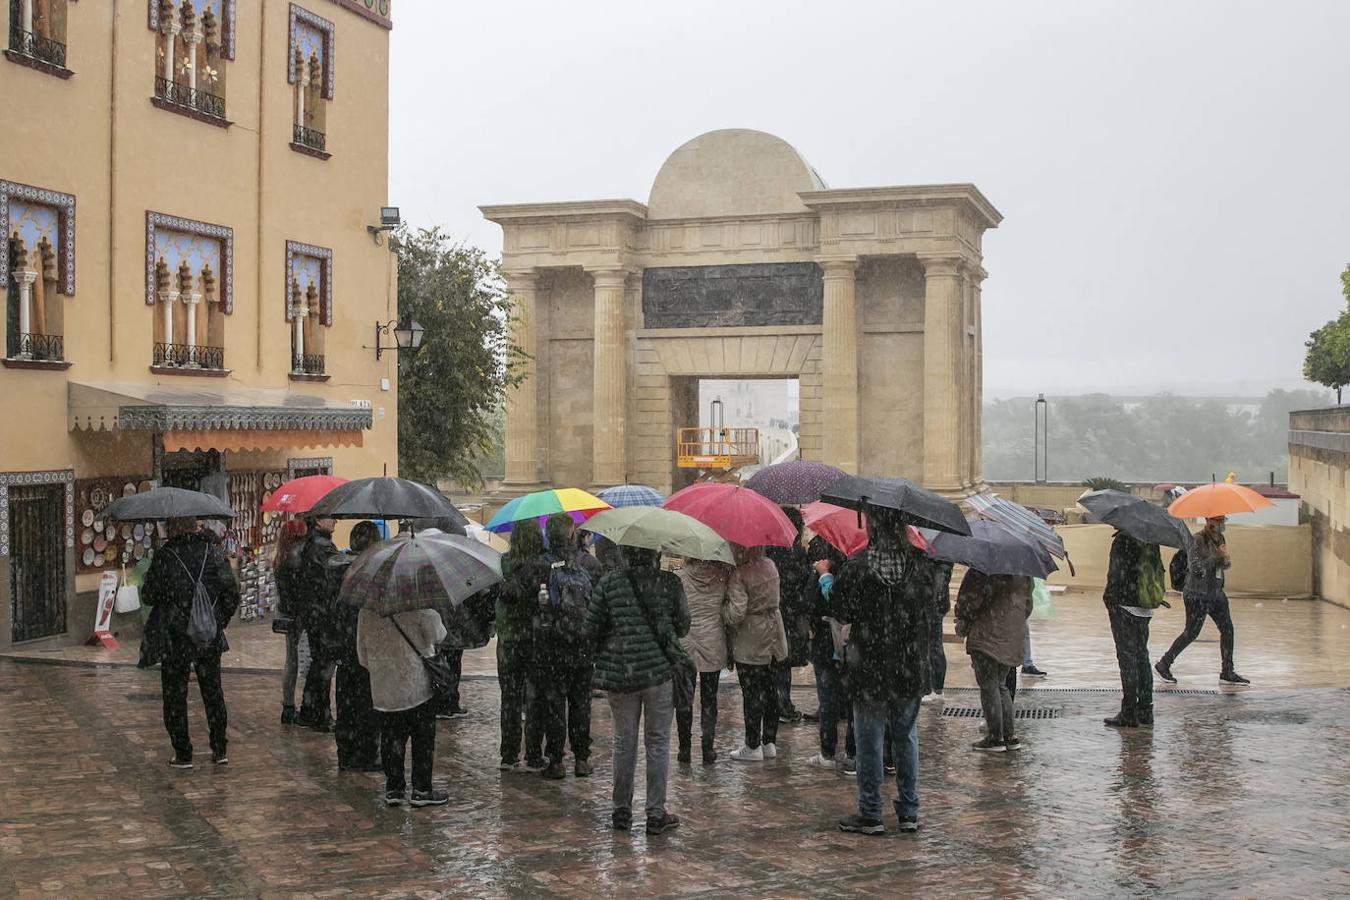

{"left": 1167, "top": 482, "right": 1273, "bottom": 519}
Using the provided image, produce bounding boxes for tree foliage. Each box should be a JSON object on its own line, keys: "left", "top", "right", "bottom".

{"left": 1303, "top": 263, "right": 1350, "bottom": 401}
{"left": 395, "top": 227, "right": 523, "bottom": 488}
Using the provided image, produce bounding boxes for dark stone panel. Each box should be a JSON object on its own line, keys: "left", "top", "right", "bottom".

{"left": 642, "top": 263, "right": 823, "bottom": 328}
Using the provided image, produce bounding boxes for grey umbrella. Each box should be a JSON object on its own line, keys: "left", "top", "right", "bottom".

{"left": 307, "top": 476, "right": 469, "bottom": 526}
{"left": 102, "top": 487, "right": 235, "bottom": 522}
{"left": 1078, "top": 490, "right": 1192, "bottom": 549}
{"left": 821, "top": 475, "right": 971, "bottom": 536}
{"left": 918, "top": 520, "right": 1058, "bottom": 578}
{"left": 338, "top": 529, "right": 503, "bottom": 615}
{"left": 967, "top": 493, "right": 1076, "bottom": 576}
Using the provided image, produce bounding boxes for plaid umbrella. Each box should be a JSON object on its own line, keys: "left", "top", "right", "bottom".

{"left": 597, "top": 484, "right": 667, "bottom": 508}
{"left": 338, "top": 529, "right": 503, "bottom": 615}
{"left": 744, "top": 461, "right": 846, "bottom": 505}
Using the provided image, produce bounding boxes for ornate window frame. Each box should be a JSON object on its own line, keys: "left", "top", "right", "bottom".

{"left": 145, "top": 210, "right": 234, "bottom": 313}
{"left": 287, "top": 457, "right": 333, "bottom": 479}
{"left": 288, "top": 4, "right": 335, "bottom": 99}
{"left": 0, "top": 469, "right": 75, "bottom": 558}
{"left": 147, "top": 0, "right": 237, "bottom": 59}
{"left": 285, "top": 240, "right": 332, "bottom": 325}
{"left": 327, "top": 0, "right": 391, "bottom": 30}
{"left": 0, "top": 179, "right": 76, "bottom": 295}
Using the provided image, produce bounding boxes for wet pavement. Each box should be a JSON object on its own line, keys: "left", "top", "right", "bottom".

{"left": 2, "top": 625, "right": 1350, "bottom": 897}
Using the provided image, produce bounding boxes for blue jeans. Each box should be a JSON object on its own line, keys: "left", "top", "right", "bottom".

{"left": 854, "top": 695, "right": 921, "bottom": 822}
{"left": 813, "top": 659, "right": 854, "bottom": 759}
{"left": 1022, "top": 624, "right": 1035, "bottom": 668}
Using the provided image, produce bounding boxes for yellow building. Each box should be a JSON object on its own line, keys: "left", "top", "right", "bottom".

{"left": 0, "top": 0, "right": 398, "bottom": 651}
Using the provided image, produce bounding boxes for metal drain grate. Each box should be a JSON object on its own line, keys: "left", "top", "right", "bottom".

{"left": 943, "top": 706, "right": 1062, "bottom": 720}
{"left": 942, "top": 687, "right": 1220, "bottom": 697}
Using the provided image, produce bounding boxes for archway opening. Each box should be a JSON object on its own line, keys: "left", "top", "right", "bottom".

{"left": 670, "top": 376, "right": 799, "bottom": 491}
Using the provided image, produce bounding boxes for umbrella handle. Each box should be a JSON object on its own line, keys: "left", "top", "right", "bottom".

{"left": 1065, "top": 552, "right": 1076, "bottom": 578}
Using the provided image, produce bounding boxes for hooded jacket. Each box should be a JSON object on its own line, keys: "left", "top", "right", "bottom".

{"left": 766, "top": 538, "right": 812, "bottom": 666}
{"left": 954, "top": 570, "right": 1032, "bottom": 667}
{"left": 678, "top": 558, "right": 732, "bottom": 672}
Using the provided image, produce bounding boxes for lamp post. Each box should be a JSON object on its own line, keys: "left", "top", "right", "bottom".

{"left": 1034, "top": 393, "right": 1048, "bottom": 483}
{"left": 370, "top": 312, "right": 425, "bottom": 360}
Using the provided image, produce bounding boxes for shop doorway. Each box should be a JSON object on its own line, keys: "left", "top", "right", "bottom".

{"left": 8, "top": 483, "right": 67, "bottom": 642}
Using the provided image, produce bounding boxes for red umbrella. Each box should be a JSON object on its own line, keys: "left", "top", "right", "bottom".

{"left": 664, "top": 482, "right": 796, "bottom": 548}
{"left": 802, "top": 502, "right": 932, "bottom": 556}
{"left": 261, "top": 474, "right": 350, "bottom": 513}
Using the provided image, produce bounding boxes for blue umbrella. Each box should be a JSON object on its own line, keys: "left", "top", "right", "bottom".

{"left": 597, "top": 484, "right": 667, "bottom": 508}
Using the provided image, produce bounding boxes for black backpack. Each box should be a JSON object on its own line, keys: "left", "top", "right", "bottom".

{"left": 1169, "top": 548, "right": 1188, "bottom": 593}
{"left": 535, "top": 554, "right": 592, "bottom": 645}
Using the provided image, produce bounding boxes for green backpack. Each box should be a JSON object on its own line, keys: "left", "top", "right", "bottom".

{"left": 1135, "top": 545, "right": 1167, "bottom": 609}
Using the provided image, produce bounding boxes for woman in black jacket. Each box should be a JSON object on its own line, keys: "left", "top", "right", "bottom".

{"left": 141, "top": 517, "right": 241, "bottom": 768}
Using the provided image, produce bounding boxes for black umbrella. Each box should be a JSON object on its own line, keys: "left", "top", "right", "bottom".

{"left": 307, "top": 476, "right": 470, "bottom": 526}
{"left": 1078, "top": 490, "right": 1191, "bottom": 549}
{"left": 918, "top": 520, "right": 1057, "bottom": 578}
{"left": 821, "top": 475, "right": 971, "bottom": 536}
{"left": 102, "top": 486, "right": 235, "bottom": 522}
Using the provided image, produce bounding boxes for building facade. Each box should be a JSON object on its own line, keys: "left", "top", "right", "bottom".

{"left": 1289, "top": 406, "right": 1350, "bottom": 606}
{"left": 0, "top": 0, "right": 397, "bottom": 650}
{"left": 483, "top": 129, "right": 1000, "bottom": 498}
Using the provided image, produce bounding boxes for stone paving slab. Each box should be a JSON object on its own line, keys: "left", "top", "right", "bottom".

{"left": 2, "top": 655, "right": 1349, "bottom": 898}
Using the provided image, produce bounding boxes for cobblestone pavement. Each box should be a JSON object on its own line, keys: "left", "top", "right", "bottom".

{"left": 2, "top": 653, "right": 1349, "bottom": 898}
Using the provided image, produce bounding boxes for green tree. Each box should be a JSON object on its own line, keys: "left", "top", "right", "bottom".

{"left": 395, "top": 227, "right": 524, "bottom": 488}
{"left": 1304, "top": 312, "right": 1350, "bottom": 404}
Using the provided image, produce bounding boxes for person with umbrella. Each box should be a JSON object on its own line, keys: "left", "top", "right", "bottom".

{"left": 804, "top": 537, "right": 854, "bottom": 771}
{"left": 726, "top": 543, "right": 788, "bottom": 762}
{"left": 273, "top": 519, "right": 309, "bottom": 726}
{"left": 765, "top": 507, "right": 812, "bottom": 724}
{"left": 496, "top": 521, "right": 547, "bottom": 772}
{"left": 140, "top": 517, "right": 241, "bottom": 768}
{"left": 675, "top": 554, "right": 732, "bottom": 765}
{"left": 1103, "top": 530, "right": 1166, "bottom": 728}
{"left": 954, "top": 569, "right": 1033, "bottom": 752}
{"left": 332, "top": 521, "right": 382, "bottom": 772}
{"left": 1155, "top": 515, "right": 1248, "bottom": 685}
{"left": 294, "top": 515, "right": 345, "bottom": 731}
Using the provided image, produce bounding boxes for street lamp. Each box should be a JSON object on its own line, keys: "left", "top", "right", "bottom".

{"left": 1034, "top": 393, "right": 1049, "bottom": 483}
{"left": 370, "top": 312, "right": 425, "bottom": 360}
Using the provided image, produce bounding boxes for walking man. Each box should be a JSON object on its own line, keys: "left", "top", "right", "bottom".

{"left": 1155, "top": 516, "right": 1249, "bottom": 685}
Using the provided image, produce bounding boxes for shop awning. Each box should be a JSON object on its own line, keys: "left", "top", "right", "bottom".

{"left": 69, "top": 382, "right": 373, "bottom": 449}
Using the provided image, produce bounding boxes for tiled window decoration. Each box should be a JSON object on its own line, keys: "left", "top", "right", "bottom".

{"left": 329, "top": 0, "right": 391, "bottom": 29}
{"left": 285, "top": 240, "right": 331, "bottom": 374}
{"left": 0, "top": 469, "right": 75, "bottom": 558}
{"left": 6, "top": 0, "right": 72, "bottom": 76}
{"left": 2, "top": 180, "right": 75, "bottom": 362}
{"left": 288, "top": 5, "right": 334, "bottom": 155}
{"left": 287, "top": 457, "right": 332, "bottom": 479}
{"left": 149, "top": 0, "right": 235, "bottom": 122}
{"left": 145, "top": 211, "right": 233, "bottom": 370}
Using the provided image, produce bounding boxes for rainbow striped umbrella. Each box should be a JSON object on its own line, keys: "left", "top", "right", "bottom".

{"left": 485, "top": 488, "right": 611, "bottom": 533}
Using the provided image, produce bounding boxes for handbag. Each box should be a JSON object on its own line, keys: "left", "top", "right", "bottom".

{"left": 271, "top": 615, "right": 293, "bottom": 634}
{"left": 114, "top": 565, "right": 142, "bottom": 614}
{"left": 390, "top": 615, "right": 458, "bottom": 698}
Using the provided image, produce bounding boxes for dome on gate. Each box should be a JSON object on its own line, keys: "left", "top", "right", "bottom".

{"left": 647, "top": 129, "right": 828, "bottom": 220}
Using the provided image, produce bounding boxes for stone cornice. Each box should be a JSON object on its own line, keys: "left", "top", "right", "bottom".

{"left": 480, "top": 199, "right": 648, "bottom": 225}
{"left": 799, "top": 184, "right": 1002, "bottom": 229}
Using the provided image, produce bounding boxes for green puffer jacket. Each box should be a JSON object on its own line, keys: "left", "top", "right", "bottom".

{"left": 585, "top": 565, "right": 690, "bottom": 694}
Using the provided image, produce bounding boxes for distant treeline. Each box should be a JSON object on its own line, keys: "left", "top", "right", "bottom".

{"left": 982, "top": 390, "right": 1330, "bottom": 484}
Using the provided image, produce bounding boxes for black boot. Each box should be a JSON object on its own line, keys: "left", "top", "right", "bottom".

{"left": 677, "top": 726, "right": 692, "bottom": 764}
{"left": 702, "top": 737, "right": 717, "bottom": 765}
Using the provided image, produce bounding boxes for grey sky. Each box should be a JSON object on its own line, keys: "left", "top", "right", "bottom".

{"left": 390, "top": 0, "right": 1350, "bottom": 398}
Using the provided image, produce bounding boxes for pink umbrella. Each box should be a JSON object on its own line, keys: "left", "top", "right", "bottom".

{"left": 664, "top": 482, "right": 797, "bottom": 548}
{"left": 802, "top": 502, "right": 932, "bottom": 557}
{"left": 261, "top": 475, "right": 350, "bottom": 513}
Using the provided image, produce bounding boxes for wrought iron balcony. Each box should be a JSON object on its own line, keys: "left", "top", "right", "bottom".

{"left": 153, "top": 76, "right": 226, "bottom": 120}
{"left": 153, "top": 342, "right": 226, "bottom": 370}
{"left": 8, "top": 28, "right": 66, "bottom": 68}
{"left": 292, "top": 353, "right": 326, "bottom": 375}
{"left": 293, "top": 124, "right": 326, "bottom": 152}
{"left": 6, "top": 332, "right": 64, "bottom": 361}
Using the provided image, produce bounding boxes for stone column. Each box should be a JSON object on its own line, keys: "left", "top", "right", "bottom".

{"left": 165, "top": 22, "right": 181, "bottom": 81}
{"left": 21, "top": 0, "right": 32, "bottom": 35}
{"left": 920, "top": 254, "right": 965, "bottom": 492}
{"left": 182, "top": 291, "right": 202, "bottom": 364}
{"left": 159, "top": 289, "right": 180, "bottom": 363}
{"left": 968, "top": 266, "right": 987, "bottom": 487}
{"left": 14, "top": 270, "right": 37, "bottom": 358}
{"left": 295, "top": 50, "right": 307, "bottom": 127}
{"left": 502, "top": 270, "right": 542, "bottom": 488}
{"left": 590, "top": 268, "right": 629, "bottom": 488}
{"left": 184, "top": 30, "right": 200, "bottom": 94}
{"left": 819, "top": 258, "right": 859, "bottom": 473}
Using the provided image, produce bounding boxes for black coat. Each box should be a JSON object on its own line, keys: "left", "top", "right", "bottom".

{"left": 932, "top": 561, "right": 954, "bottom": 617}
{"left": 297, "top": 527, "right": 349, "bottom": 653}
{"left": 273, "top": 541, "right": 306, "bottom": 617}
{"left": 140, "top": 533, "right": 240, "bottom": 665}
{"left": 831, "top": 549, "right": 935, "bottom": 703}
{"left": 767, "top": 542, "right": 812, "bottom": 666}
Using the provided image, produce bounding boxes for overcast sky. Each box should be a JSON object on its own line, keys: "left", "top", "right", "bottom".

{"left": 389, "top": 0, "right": 1350, "bottom": 398}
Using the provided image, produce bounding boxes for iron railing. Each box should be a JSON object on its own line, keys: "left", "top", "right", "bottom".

{"left": 293, "top": 124, "right": 326, "bottom": 152}
{"left": 7, "top": 332, "right": 64, "bottom": 361}
{"left": 7, "top": 27, "right": 66, "bottom": 68}
{"left": 153, "top": 342, "right": 226, "bottom": 369}
{"left": 292, "top": 353, "right": 325, "bottom": 375}
{"left": 153, "top": 76, "right": 226, "bottom": 119}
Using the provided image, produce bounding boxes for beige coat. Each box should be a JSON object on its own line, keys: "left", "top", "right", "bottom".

{"left": 725, "top": 553, "right": 788, "bottom": 666}
{"left": 679, "top": 559, "right": 732, "bottom": 673}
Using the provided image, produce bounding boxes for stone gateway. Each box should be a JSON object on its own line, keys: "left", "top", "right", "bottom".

{"left": 482, "top": 129, "right": 1000, "bottom": 497}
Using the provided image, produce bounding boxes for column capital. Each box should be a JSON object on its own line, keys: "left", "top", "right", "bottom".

{"left": 917, "top": 253, "right": 964, "bottom": 278}
{"left": 13, "top": 269, "right": 38, "bottom": 286}
{"left": 182, "top": 292, "right": 202, "bottom": 306}
{"left": 817, "top": 257, "right": 858, "bottom": 277}
{"left": 586, "top": 267, "right": 634, "bottom": 289}
{"left": 182, "top": 29, "right": 201, "bottom": 46}
{"left": 158, "top": 289, "right": 181, "bottom": 303}
{"left": 501, "top": 268, "right": 539, "bottom": 289}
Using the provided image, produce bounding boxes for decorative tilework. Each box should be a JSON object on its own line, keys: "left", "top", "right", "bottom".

{"left": 326, "top": 0, "right": 391, "bottom": 30}
{"left": 0, "top": 180, "right": 76, "bottom": 295}
{"left": 285, "top": 240, "right": 332, "bottom": 325}
{"left": 145, "top": 211, "right": 233, "bottom": 313}
{"left": 148, "top": 0, "right": 237, "bottom": 59}
{"left": 0, "top": 470, "right": 75, "bottom": 557}
{"left": 288, "top": 4, "right": 335, "bottom": 99}
{"left": 287, "top": 457, "right": 333, "bottom": 479}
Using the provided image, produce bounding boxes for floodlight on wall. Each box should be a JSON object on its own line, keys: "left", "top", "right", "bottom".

{"left": 368, "top": 312, "right": 425, "bottom": 360}
{"left": 366, "top": 206, "right": 402, "bottom": 244}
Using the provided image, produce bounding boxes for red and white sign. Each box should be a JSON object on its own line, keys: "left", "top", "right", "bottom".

{"left": 87, "top": 571, "right": 119, "bottom": 649}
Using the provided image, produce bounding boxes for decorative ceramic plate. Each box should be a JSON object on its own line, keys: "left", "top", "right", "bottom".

{"left": 106, "top": 525, "right": 117, "bottom": 540}
{"left": 93, "top": 536, "right": 107, "bottom": 552}
{"left": 134, "top": 544, "right": 146, "bottom": 560}
{"left": 138, "top": 480, "right": 153, "bottom": 493}
{"left": 133, "top": 523, "right": 145, "bottom": 540}
{"left": 90, "top": 487, "right": 108, "bottom": 510}
{"left": 142, "top": 535, "right": 153, "bottom": 548}
{"left": 81, "top": 509, "right": 95, "bottom": 527}
{"left": 122, "top": 548, "right": 132, "bottom": 564}
{"left": 92, "top": 518, "right": 104, "bottom": 532}
{"left": 82, "top": 548, "right": 95, "bottom": 566}
{"left": 93, "top": 553, "right": 105, "bottom": 567}
{"left": 121, "top": 524, "right": 133, "bottom": 539}
{"left": 123, "top": 482, "right": 137, "bottom": 497}
{"left": 81, "top": 528, "right": 94, "bottom": 546}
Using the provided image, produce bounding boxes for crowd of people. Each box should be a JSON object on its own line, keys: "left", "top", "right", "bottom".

{"left": 135, "top": 501, "right": 1247, "bottom": 837}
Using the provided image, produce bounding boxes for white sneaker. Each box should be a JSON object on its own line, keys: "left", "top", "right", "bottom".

{"left": 730, "top": 744, "right": 764, "bottom": 762}
{"left": 762, "top": 743, "right": 778, "bottom": 759}
{"left": 921, "top": 691, "right": 945, "bottom": 704}
{"left": 806, "top": 753, "right": 836, "bottom": 770}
